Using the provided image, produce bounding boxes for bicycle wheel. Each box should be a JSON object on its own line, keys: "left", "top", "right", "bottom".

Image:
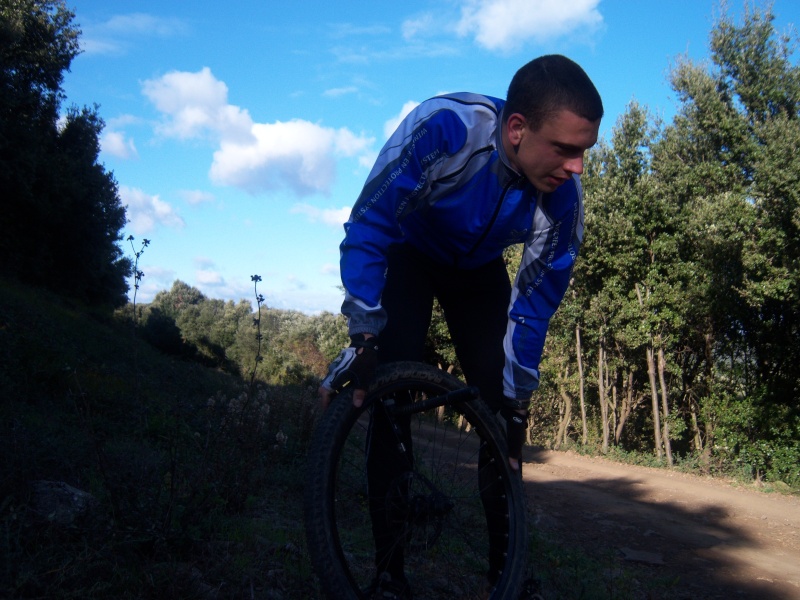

{"left": 305, "top": 361, "right": 527, "bottom": 599}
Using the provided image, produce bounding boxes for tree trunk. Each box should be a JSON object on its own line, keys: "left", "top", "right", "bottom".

{"left": 598, "top": 340, "right": 609, "bottom": 453}
{"left": 658, "top": 345, "right": 673, "bottom": 466}
{"left": 645, "top": 345, "right": 664, "bottom": 459}
{"left": 616, "top": 370, "right": 648, "bottom": 445}
{"left": 689, "top": 398, "right": 703, "bottom": 452}
{"left": 555, "top": 365, "right": 572, "bottom": 450}
{"left": 575, "top": 323, "right": 588, "bottom": 445}
{"left": 610, "top": 380, "right": 618, "bottom": 443}
{"left": 695, "top": 332, "right": 714, "bottom": 458}
{"left": 615, "top": 370, "right": 634, "bottom": 444}
{"left": 636, "top": 283, "right": 663, "bottom": 460}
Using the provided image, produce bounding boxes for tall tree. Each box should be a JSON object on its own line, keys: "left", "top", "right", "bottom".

{"left": 0, "top": 0, "right": 129, "bottom": 306}
{"left": 579, "top": 102, "right": 678, "bottom": 457}
{"left": 526, "top": 5, "right": 798, "bottom": 484}
{"left": 51, "top": 106, "right": 129, "bottom": 305}
{"left": 653, "top": 5, "right": 800, "bottom": 480}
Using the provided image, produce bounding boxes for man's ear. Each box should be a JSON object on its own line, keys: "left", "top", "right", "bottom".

{"left": 505, "top": 113, "right": 527, "bottom": 146}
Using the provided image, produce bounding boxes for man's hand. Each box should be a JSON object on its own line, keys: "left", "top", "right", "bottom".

{"left": 500, "top": 404, "right": 529, "bottom": 471}
{"left": 318, "top": 334, "right": 378, "bottom": 410}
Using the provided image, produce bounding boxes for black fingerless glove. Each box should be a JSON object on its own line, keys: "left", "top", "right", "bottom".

{"left": 500, "top": 403, "right": 529, "bottom": 465}
{"left": 320, "top": 334, "right": 379, "bottom": 393}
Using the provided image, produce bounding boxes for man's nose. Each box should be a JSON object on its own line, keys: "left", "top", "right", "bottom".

{"left": 564, "top": 155, "right": 584, "bottom": 175}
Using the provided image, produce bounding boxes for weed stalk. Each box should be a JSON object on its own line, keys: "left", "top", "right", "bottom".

{"left": 249, "top": 274, "right": 265, "bottom": 391}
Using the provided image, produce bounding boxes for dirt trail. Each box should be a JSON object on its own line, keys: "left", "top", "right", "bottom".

{"left": 520, "top": 449, "right": 800, "bottom": 599}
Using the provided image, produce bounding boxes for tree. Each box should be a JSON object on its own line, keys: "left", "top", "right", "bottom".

{"left": 0, "top": 0, "right": 129, "bottom": 307}
{"left": 652, "top": 5, "right": 800, "bottom": 480}
{"left": 51, "top": 106, "right": 129, "bottom": 305}
{"left": 577, "top": 103, "right": 680, "bottom": 458}
{"left": 511, "top": 4, "right": 798, "bottom": 484}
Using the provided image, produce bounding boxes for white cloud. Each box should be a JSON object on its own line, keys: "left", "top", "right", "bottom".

{"left": 286, "top": 275, "right": 308, "bottom": 291}
{"left": 402, "top": 14, "right": 435, "bottom": 40}
{"left": 193, "top": 256, "right": 216, "bottom": 268}
{"left": 142, "top": 68, "right": 375, "bottom": 196}
{"left": 456, "top": 0, "right": 603, "bottom": 52}
{"left": 329, "top": 23, "right": 393, "bottom": 39}
{"left": 196, "top": 269, "right": 225, "bottom": 285}
{"left": 103, "top": 13, "right": 186, "bottom": 37}
{"left": 101, "top": 130, "right": 138, "bottom": 159}
{"left": 120, "top": 185, "right": 185, "bottom": 234}
{"left": 320, "top": 263, "right": 340, "bottom": 276}
{"left": 128, "top": 265, "right": 176, "bottom": 304}
{"left": 81, "top": 39, "right": 120, "bottom": 55}
{"left": 193, "top": 261, "right": 227, "bottom": 293}
{"left": 359, "top": 151, "right": 379, "bottom": 169}
{"left": 107, "top": 114, "right": 142, "bottom": 128}
{"left": 324, "top": 86, "right": 359, "bottom": 98}
{"left": 210, "top": 119, "right": 373, "bottom": 195}
{"left": 384, "top": 101, "right": 420, "bottom": 139}
{"left": 81, "top": 13, "right": 187, "bottom": 56}
{"left": 335, "top": 127, "right": 373, "bottom": 155}
{"left": 291, "top": 204, "right": 351, "bottom": 228}
{"left": 179, "top": 190, "right": 216, "bottom": 205}
{"left": 142, "top": 68, "right": 253, "bottom": 142}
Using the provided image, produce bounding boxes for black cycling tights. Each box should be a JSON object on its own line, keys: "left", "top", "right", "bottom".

{"left": 365, "top": 244, "right": 512, "bottom": 581}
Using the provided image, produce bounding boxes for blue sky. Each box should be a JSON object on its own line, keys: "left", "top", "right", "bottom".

{"left": 62, "top": 0, "right": 800, "bottom": 314}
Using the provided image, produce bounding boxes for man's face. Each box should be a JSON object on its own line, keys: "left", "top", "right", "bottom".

{"left": 504, "top": 109, "right": 600, "bottom": 192}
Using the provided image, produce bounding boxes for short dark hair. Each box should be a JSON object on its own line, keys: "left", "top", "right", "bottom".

{"left": 505, "top": 54, "right": 603, "bottom": 130}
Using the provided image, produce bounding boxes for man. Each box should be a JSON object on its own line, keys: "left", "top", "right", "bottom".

{"left": 319, "top": 54, "right": 602, "bottom": 599}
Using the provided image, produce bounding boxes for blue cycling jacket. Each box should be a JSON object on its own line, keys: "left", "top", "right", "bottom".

{"left": 340, "top": 92, "right": 584, "bottom": 400}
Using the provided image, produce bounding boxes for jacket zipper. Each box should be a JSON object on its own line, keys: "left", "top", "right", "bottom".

{"left": 462, "top": 173, "right": 523, "bottom": 259}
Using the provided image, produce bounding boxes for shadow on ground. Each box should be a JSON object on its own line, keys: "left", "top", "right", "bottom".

{"left": 518, "top": 448, "right": 798, "bottom": 600}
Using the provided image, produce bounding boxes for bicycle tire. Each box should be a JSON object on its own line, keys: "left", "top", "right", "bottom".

{"left": 305, "top": 361, "right": 527, "bottom": 599}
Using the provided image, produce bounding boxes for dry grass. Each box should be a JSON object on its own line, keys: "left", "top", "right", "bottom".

{"left": 0, "top": 278, "right": 323, "bottom": 598}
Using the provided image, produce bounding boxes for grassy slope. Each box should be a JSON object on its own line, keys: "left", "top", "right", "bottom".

{"left": 0, "top": 278, "right": 319, "bottom": 598}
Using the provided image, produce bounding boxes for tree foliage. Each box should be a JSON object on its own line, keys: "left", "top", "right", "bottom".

{"left": 0, "top": 0, "right": 129, "bottom": 307}
{"left": 140, "top": 280, "right": 349, "bottom": 385}
{"left": 537, "top": 5, "right": 800, "bottom": 485}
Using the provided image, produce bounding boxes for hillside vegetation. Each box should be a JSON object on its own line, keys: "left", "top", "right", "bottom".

{"left": 0, "top": 278, "right": 323, "bottom": 597}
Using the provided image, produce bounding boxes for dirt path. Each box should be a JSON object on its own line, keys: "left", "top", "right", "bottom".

{"left": 520, "top": 449, "right": 800, "bottom": 599}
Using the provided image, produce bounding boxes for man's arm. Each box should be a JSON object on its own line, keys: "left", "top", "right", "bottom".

{"left": 320, "top": 98, "right": 471, "bottom": 407}
{"left": 501, "top": 177, "right": 584, "bottom": 461}
{"left": 339, "top": 98, "right": 472, "bottom": 339}
{"left": 504, "top": 176, "right": 584, "bottom": 399}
